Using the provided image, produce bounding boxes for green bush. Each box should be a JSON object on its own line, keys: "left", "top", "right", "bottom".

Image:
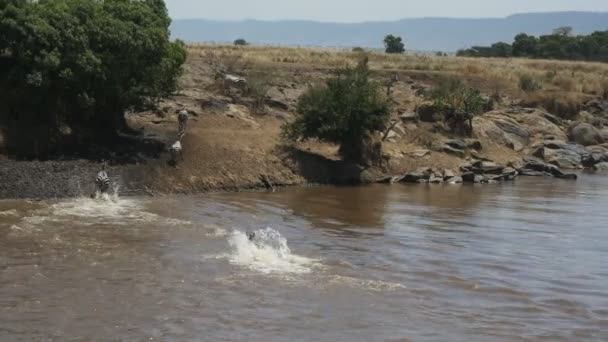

{"left": 384, "top": 35, "right": 405, "bottom": 54}
{"left": 0, "top": 0, "right": 186, "bottom": 156}
{"left": 352, "top": 47, "right": 365, "bottom": 53}
{"left": 427, "top": 78, "right": 488, "bottom": 135}
{"left": 519, "top": 74, "right": 543, "bottom": 92}
{"left": 234, "top": 38, "right": 248, "bottom": 46}
{"left": 284, "top": 60, "right": 390, "bottom": 165}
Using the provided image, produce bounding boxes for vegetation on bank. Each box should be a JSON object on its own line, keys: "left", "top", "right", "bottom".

{"left": 0, "top": 0, "right": 186, "bottom": 157}
{"left": 283, "top": 59, "right": 390, "bottom": 166}
{"left": 457, "top": 27, "right": 608, "bottom": 62}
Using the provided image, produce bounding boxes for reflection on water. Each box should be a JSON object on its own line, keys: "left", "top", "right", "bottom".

{"left": 1, "top": 176, "right": 608, "bottom": 341}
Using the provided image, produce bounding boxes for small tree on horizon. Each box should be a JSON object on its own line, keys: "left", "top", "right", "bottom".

{"left": 384, "top": 35, "right": 405, "bottom": 54}
{"left": 283, "top": 60, "right": 390, "bottom": 166}
{"left": 234, "top": 38, "right": 248, "bottom": 46}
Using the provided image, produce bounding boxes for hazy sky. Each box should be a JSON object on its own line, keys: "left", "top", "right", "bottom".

{"left": 165, "top": 0, "right": 608, "bottom": 22}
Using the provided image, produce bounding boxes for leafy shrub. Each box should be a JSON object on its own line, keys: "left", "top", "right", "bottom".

{"left": 246, "top": 68, "right": 276, "bottom": 114}
{"left": 384, "top": 35, "right": 405, "bottom": 54}
{"left": 427, "top": 78, "right": 488, "bottom": 135}
{"left": 519, "top": 74, "right": 543, "bottom": 92}
{"left": 283, "top": 60, "right": 390, "bottom": 165}
{"left": 234, "top": 38, "right": 248, "bottom": 46}
{"left": 352, "top": 47, "right": 365, "bottom": 53}
{"left": 0, "top": 0, "right": 186, "bottom": 156}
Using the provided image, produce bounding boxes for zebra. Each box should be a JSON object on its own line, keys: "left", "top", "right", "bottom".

{"left": 214, "top": 70, "right": 248, "bottom": 93}
{"left": 177, "top": 110, "right": 189, "bottom": 135}
{"left": 169, "top": 133, "right": 185, "bottom": 166}
{"left": 95, "top": 161, "right": 110, "bottom": 195}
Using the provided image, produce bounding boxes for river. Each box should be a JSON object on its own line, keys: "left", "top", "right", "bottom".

{"left": 1, "top": 176, "right": 607, "bottom": 341}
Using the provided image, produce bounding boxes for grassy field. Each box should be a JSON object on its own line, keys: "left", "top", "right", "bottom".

{"left": 188, "top": 44, "right": 608, "bottom": 101}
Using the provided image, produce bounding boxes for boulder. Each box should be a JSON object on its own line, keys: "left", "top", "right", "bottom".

{"left": 378, "top": 175, "right": 405, "bottom": 184}
{"left": 402, "top": 167, "right": 432, "bottom": 183}
{"left": 519, "top": 169, "right": 548, "bottom": 177}
{"left": 568, "top": 123, "right": 604, "bottom": 146}
{"left": 472, "top": 160, "right": 504, "bottom": 175}
{"left": 446, "top": 176, "right": 463, "bottom": 184}
{"left": 442, "top": 169, "right": 456, "bottom": 179}
{"left": 473, "top": 113, "right": 530, "bottom": 152}
{"left": 543, "top": 148, "right": 583, "bottom": 169}
{"left": 462, "top": 172, "right": 475, "bottom": 183}
{"left": 400, "top": 112, "right": 418, "bottom": 122}
{"left": 409, "top": 149, "right": 431, "bottom": 158}
{"left": 465, "top": 139, "right": 482, "bottom": 150}
{"left": 435, "top": 144, "right": 465, "bottom": 158}
{"left": 429, "top": 173, "right": 444, "bottom": 183}
{"left": 444, "top": 139, "right": 467, "bottom": 150}
{"left": 521, "top": 157, "right": 563, "bottom": 176}
{"left": 502, "top": 167, "right": 518, "bottom": 180}
{"left": 594, "top": 162, "right": 608, "bottom": 171}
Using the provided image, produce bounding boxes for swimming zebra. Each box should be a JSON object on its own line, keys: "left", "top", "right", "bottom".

{"left": 215, "top": 70, "right": 248, "bottom": 92}
{"left": 95, "top": 161, "right": 110, "bottom": 194}
{"left": 177, "top": 110, "right": 189, "bottom": 135}
{"left": 169, "top": 133, "right": 185, "bottom": 166}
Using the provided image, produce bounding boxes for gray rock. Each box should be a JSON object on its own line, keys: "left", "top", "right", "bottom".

{"left": 473, "top": 175, "right": 487, "bottom": 183}
{"left": 429, "top": 174, "right": 444, "bottom": 183}
{"left": 436, "top": 145, "right": 465, "bottom": 158}
{"left": 462, "top": 172, "right": 475, "bottom": 182}
{"left": 594, "top": 162, "right": 608, "bottom": 171}
{"left": 402, "top": 167, "right": 432, "bottom": 183}
{"left": 410, "top": 149, "right": 431, "bottom": 158}
{"left": 465, "top": 139, "right": 483, "bottom": 150}
{"left": 400, "top": 112, "right": 418, "bottom": 122}
{"left": 472, "top": 160, "right": 505, "bottom": 175}
{"left": 442, "top": 169, "right": 456, "bottom": 179}
{"left": 444, "top": 139, "right": 467, "bottom": 150}
{"left": 568, "top": 123, "right": 604, "bottom": 146}
{"left": 446, "top": 176, "right": 463, "bottom": 184}
{"left": 519, "top": 169, "right": 548, "bottom": 177}
{"left": 544, "top": 148, "right": 583, "bottom": 169}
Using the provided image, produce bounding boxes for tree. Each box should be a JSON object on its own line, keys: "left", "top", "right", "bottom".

{"left": 512, "top": 33, "right": 538, "bottom": 57}
{"left": 284, "top": 60, "right": 390, "bottom": 165}
{"left": 384, "top": 35, "right": 405, "bottom": 54}
{"left": 490, "top": 42, "right": 513, "bottom": 57}
{"left": 0, "top": 0, "right": 186, "bottom": 157}
{"left": 234, "top": 38, "right": 248, "bottom": 46}
{"left": 427, "top": 78, "right": 488, "bottom": 136}
{"left": 553, "top": 26, "right": 573, "bottom": 37}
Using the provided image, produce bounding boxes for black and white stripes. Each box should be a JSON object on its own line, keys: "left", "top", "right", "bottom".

{"left": 95, "top": 161, "right": 110, "bottom": 194}
{"left": 215, "top": 70, "right": 248, "bottom": 92}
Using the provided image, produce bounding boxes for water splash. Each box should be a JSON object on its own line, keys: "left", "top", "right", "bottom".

{"left": 21, "top": 195, "right": 190, "bottom": 228}
{"left": 227, "top": 227, "right": 318, "bottom": 274}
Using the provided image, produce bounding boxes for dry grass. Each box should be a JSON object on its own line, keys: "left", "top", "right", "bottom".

{"left": 188, "top": 44, "right": 608, "bottom": 101}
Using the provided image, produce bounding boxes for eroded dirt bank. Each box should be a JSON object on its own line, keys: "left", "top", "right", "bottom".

{"left": 2, "top": 49, "right": 608, "bottom": 199}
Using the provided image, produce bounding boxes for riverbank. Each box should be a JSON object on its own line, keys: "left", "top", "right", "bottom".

{"left": 2, "top": 46, "right": 608, "bottom": 199}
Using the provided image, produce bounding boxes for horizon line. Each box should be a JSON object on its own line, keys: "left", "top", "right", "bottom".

{"left": 171, "top": 10, "right": 608, "bottom": 24}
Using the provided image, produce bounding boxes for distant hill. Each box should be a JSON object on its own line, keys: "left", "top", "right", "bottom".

{"left": 171, "top": 11, "right": 608, "bottom": 52}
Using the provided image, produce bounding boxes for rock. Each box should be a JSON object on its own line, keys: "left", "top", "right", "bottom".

{"left": 392, "top": 123, "right": 407, "bottom": 136}
{"left": 555, "top": 173, "right": 578, "bottom": 180}
{"left": 264, "top": 98, "right": 290, "bottom": 111}
{"left": 594, "top": 162, "right": 608, "bottom": 171}
{"left": 519, "top": 169, "right": 548, "bottom": 177}
{"left": 417, "top": 104, "right": 442, "bottom": 123}
{"left": 378, "top": 175, "right": 404, "bottom": 184}
{"left": 435, "top": 145, "right": 465, "bottom": 158}
{"left": 568, "top": 122, "right": 604, "bottom": 146}
{"left": 543, "top": 148, "right": 583, "bottom": 169}
{"left": 460, "top": 162, "right": 473, "bottom": 172}
{"left": 386, "top": 130, "right": 400, "bottom": 140}
{"left": 472, "top": 160, "right": 504, "bottom": 175}
{"left": 429, "top": 174, "right": 444, "bottom": 183}
{"left": 465, "top": 139, "right": 482, "bottom": 150}
{"left": 400, "top": 112, "right": 418, "bottom": 122}
{"left": 446, "top": 176, "right": 463, "bottom": 184}
{"left": 486, "top": 174, "right": 505, "bottom": 182}
{"left": 470, "top": 150, "right": 492, "bottom": 161}
{"left": 474, "top": 113, "right": 530, "bottom": 152}
{"left": 502, "top": 167, "right": 518, "bottom": 180}
{"left": 444, "top": 139, "right": 467, "bottom": 150}
{"left": 522, "top": 157, "right": 565, "bottom": 177}
{"left": 402, "top": 167, "right": 432, "bottom": 183}
{"left": 473, "top": 175, "right": 487, "bottom": 183}
{"left": 462, "top": 172, "right": 475, "bottom": 183}
{"left": 442, "top": 169, "right": 456, "bottom": 179}
{"left": 409, "top": 149, "right": 431, "bottom": 158}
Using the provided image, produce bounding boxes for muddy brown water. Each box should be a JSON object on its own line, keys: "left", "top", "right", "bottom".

{"left": 1, "top": 176, "right": 607, "bottom": 341}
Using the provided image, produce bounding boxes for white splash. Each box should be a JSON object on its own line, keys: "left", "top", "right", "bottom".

{"left": 227, "top": 227, "right": 318, "bottom": 274}
{"left": 21, "top": 196, "right": 190, "bottom": 227}
{"left": 0, "top": 209, "right": 19, "bottom": 217}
